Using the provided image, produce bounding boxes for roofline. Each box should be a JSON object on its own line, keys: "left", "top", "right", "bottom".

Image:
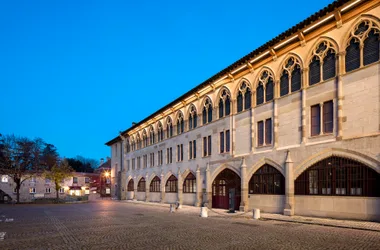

{"left": 105, "top": 0, "right": 365, "bottom": 146}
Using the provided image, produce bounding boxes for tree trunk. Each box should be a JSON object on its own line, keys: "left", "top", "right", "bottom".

{"left": 16, "top": 180, "right": 21, "bottom": 203}
{"left": 56, "top": 188, "right": 59, "bottom": 202}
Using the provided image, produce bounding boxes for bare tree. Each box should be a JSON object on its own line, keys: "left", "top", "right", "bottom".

{"left": 0, "top": 134, "right": 46, "bottom": 203}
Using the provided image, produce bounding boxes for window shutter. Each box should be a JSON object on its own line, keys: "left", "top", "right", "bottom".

{"left": 311, "top": 105, "right": 321, "bottom": 136}
{"left": 363, "top": 30, "right": 380, "bottom": 66}
{"left": 258, "top": 121, "right": 264, "bottom": 146}
{"left": 265, "top": 79, "right": 274, "bottom": 102}
{"left": 323, "top": 101, "right": 333, "bottom": 133}
{"left": 256, "top": 85, "right": 264, "bottom": 105}
{"left": 265, "top": 118, "right": 272, "bottom": 145}
{"left": 323, "top": 50, "right": 336, "bottom": 80}
{"left": 291, "top": 65, "right": 301, "bottom": 92}
{"left": 309, "top": 56, "right": 321, "bottom": 85}
{"left": 220, "top": 132, "right": 224, "bottom": 153}
{"left": 280, "top": 71, "right": 289, "bottom": 96}
{"left": 345, "top": 39, "right": 360, "bottom": 72}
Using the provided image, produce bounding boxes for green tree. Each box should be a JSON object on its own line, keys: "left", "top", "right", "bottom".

{"left": 44, "top": 159, "right": 73, "bottom": 202}
{"left": 0, "top": 134, "right": 46, "bottom": 203}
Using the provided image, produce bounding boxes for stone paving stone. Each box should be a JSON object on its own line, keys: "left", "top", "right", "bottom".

{"left": 0, "top": 201, "right": 379, "bottom": 250}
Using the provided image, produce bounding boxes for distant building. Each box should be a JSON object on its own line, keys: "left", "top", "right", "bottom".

{"left": 94, "top": 157, "right": 111, "bottom": 197}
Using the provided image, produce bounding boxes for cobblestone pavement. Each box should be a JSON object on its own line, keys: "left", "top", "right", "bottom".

{"left": 0, "top": 201, "right": 379, "bottom": 250}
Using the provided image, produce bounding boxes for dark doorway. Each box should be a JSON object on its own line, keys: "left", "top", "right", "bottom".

{"left": 212, "top": 169, "right": 241, "bottom": 210}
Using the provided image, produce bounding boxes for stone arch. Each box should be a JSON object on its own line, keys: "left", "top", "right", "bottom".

{"left": 216, "top": 86, "right": 232, "bottom": 102}
{"left": 233, "top": 77, "right": 253, "bottom": 98}
{"left": 253, "top": 66, "right": 276, "bottom": 89}
{"left": 209, "top": 163, "right": 241, "bottom": 191}
{"left": 246, "top": 158, "right": 285, "bottom": 182}
{"left": 294, "top": 148, "right": 380, "bottom": 180}
{"left": 276, "top": 52, "right": 304, "bottom": 78}
{"left": 201, "top": 95, "right": 214, "bottom": 109}
{"left": 305, "top": 36, "right": 340, "bottom": 65}
{"left": 148, "top": 172, "right": 159, "bottom": 184}
{"left": 181, "top": 168, "right": 196, "bottom": 180}
{"left": 341, "top": 14, "right": 380, "bottom": 51}
{"left": 186, "top": 103, "right": 198, "bottom": 118}
{"left": 162, "top": 171, "right": 177, "bottom": 185}
{"left": 164, "top": 114, "right": 174, "bottom": 128}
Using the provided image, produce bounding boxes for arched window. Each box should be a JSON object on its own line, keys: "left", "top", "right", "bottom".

{"left": 137, "top": 178, "right": 146, "bottom": 192}
{"left": 188, "top": 105, "right": 198, "bottom": 130}
{"left": 149, "top": 126, "right": 155, "bottom": 145}
{"left": 346, "top": 20, "right": 380, "bottom": 72}
{"left": 142, "top": 130, "right": 148, "bottom": 148}
{"left": 237, "top": 81, "right": 252, "bottom": 112}
{"left": 176, "top": 112, "right": 184, "bottom": 135}
{"left": 165, "top": 175, "right": 178, "bottom": 193}
{"left": 295, "top": 156, "right": 380, "bottom": 197}
{"left": 157, "top": 122, "right": 163, "bottom": 142}
{"left": 166, "top": 117, "right": 173, "bottom": 138}
{"left": 249, "top": 164, "right": 285, "bottom": 194}
{"left": 130, "top": 138, "right": 135, "bottom": 151}
{"left": 202, "top": 98, "right": 213, "bottom": 125}
{"left": 126, "top": 139, "right": 131, "bottom": 153}
{"left": 309, "top": 41, "right": 337, "bottom": 85}
{"left": 150, "top": 176, "right": 161, "bottom": 192}
{"left": 183, "top": 172, "right": 196, "bottom": 193}
{"left": 136, "top": 135, "right": 141, "bottom": 150}
{"left": 280, "top": 57, "right": 302, "bottom": 96}
{"left": 218, "top": 89, "right": 231, "bottom": 118}
{"left": 127, "top": 179, "right": 134, "bottom": 191}
{"left": 256, "top": 70, "right": 274, "bottom": 105}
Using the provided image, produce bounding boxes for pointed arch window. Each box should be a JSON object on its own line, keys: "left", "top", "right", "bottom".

{"left": 165, "top": 175, "right": 178, "bottom": 193}
{"left": 137, "top": 178, "right": 146, "bottom": 192}
{"left": 237, "top": 82, "right": 252, "bottom": 112}
{"left": 202, "top": 98, "right": 213, "bottom": 125}
{"left": 150, "top": 176, "right": 161, "bottom": 192}
{"left": 157, "top": 123, "right": 163, "bottom": 142}
{"left": 176, "top": 112, "right": 184, "bottom": 135}
{"left": 136, "top": 135, "right": 141, "bottom": 150}
{"left": 218, "top": 89, "right": 231, "bottom": 118}
{"left": 256, "top": 70, "right": 274, "bottom": 105}
{"left": 249, "top": 164, "right": 285, "bottom": 194}
{"left": 309, "top": 41, "right": 337, "bottom": 86}
{"left": 126, "top": 139, "right": 131, "bottom": 153}
{"left": 130, "top": 138, "right": 136, "bottom": 151}
{"left": 295, "top": 156, "right": 380, "bottom": 197}
{"left": 149, "top": 126, "right": 155, "bottom": 145}
{"left": 166, "top": 117, "right": 173, "bottom": 138}
{"left": 188, "top": 105, "right": 198, "bottom": 130}
{"left": 142, "top": 131, "right": 148, "bottom": 148}
{"left": 346, "top": 20, "right": 380, "bottom": 72}
{"left": 280, "top": 57, "right": 302, "bottom": 96}
{"left": 127, "top": 179, "right": 134, "bottom": 191}
{"left": 183, "top": 173, "right": 196, "bottom": 193}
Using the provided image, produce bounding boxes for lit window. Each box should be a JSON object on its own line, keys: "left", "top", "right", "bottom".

{"left": 29, "top": 188, "right": 36, "bottom": 194}
{"left": 1, "top": 175, "right": 8, "bottom": 183}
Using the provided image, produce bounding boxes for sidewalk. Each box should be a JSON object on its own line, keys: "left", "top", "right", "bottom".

{"left": 121, "top": 200, "right": 380, "bottom": 232}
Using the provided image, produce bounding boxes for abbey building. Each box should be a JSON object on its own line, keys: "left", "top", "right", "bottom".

{"left": 106, "top": 0, "right": 380, "bottom": 221}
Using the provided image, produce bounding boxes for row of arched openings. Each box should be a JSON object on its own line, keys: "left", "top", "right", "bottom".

{"left": 128, "top": 156, "right": 380, "bottom": 197}
{"left": 126, "top": 19, "right": 380, "bottom": 152}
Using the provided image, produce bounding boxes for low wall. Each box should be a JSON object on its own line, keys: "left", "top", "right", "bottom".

{"left": 136, "top": 192, "right": 145, "bottom": 201}
{"left": 150, "top": 192, "right": 161, "bottom": 202}
{"left": 248, "top": 195, "right": 285, "bottom": 213}
{"left": 165, "top": 193, "right": 177, "bottom": 204}
{"left": 126, "top": 191, "right": 134, "bottom": 200}
{"left": 183, "top": 193, "right": 196, "bottom": 206}
{"left": 295, "top": 196, "right": 380, "bottom": 221}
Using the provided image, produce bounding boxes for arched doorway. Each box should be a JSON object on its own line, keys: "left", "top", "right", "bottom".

{"left": 212, "top": 169, "right": 241, "bottom": 210}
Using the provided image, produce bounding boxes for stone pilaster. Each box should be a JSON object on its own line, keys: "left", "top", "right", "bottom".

{"left": 205, "top": 163, "right": 212, "bottom": 209}
{"left": 195, "top": 165, "right": 202, "bottom": 207}
{"left": 337, "top": 51, "right": 345, "bottom": 140}
{"left": 145, "top": 174, "right": 150, "bottom": 202}
{"left": 284, "top": 151, "right": 295, "bottom": 216}
{"left": 177, "top": 168, "right": 183, "bottom": 208}
{"left": 240, "top": 157, "right": 248, "bottom": 212}
{"left": 160, "top": 172, "right": 165, "bottom": 203}
{"left": 133, "top": 176, "right": 137, "bottom": 201}
{"left": 120, "top": 170, "right": 127, "bottom": 200}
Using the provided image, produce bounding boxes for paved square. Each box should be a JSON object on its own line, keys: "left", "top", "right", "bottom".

{"left": 0, "top": 201, "right": 379, "bottom": 249}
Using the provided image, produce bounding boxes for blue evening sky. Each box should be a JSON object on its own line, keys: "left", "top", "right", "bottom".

{"left": 0, "top": 0, "right": 333, "bottom": 162}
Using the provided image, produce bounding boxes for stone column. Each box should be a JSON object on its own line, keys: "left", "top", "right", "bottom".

{"left": 337, "top": 51, "right": 345, "bottom": 140}
{"left": 133, "top": 176, "right": 137, "bottom": 201}
{"left": 195, "top": 165, "right": 202, "bottom": 207}
{"left": 273, "top": 80, "right": 280, "bottom": 148}
{"left": 205, "top": 163, "right": 212, "bottom": 209}
{"left": 145, "top": 174, "right": 150, "bottom": 202}
{"left": 239, "top": 158, "right": 248, "bottom": 212}
{"left": 301, "top": 68, "right": 308, "bottom": 144}
{"left": 283, "top": 151, "right": 295, "bottom": 216}
{"left": 177, "top": 168, "right": 183, "bottom": 208}
{"left": 160, "top": 172, "right": 165, "bottom": 203}
{"left": 120, "top": 170, "right": 127, "bottom": 200}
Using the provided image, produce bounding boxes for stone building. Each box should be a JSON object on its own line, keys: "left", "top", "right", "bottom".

{"left": 0, "top": 172, "right": 98, "bottom": 203}
{"left": 106, "top": 0, "right": 380, "bottom": 221}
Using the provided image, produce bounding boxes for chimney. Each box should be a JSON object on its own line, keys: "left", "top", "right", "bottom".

{"left": 106, "top": 156, "right": 110, "bottom": 161}
{"left": 132, "top": 122, "right": 137, "bottom": 126}
{"left": 100, "top": 158, "right": 104, "bottom": 166}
